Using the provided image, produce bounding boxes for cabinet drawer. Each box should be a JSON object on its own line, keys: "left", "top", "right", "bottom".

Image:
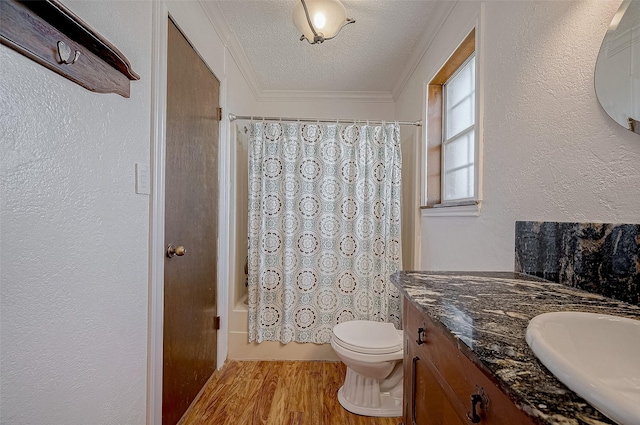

{"left": 403, "top": 298, "right": 535, "bottom": 425}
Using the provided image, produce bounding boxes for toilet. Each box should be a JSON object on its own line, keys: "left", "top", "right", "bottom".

{"left": 330, "top": 320, "right": 403, "bottom": 417}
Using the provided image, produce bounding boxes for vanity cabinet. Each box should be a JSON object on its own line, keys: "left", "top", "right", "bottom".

{"left": 402, "top": 298, "right": 535, "bottom": 425}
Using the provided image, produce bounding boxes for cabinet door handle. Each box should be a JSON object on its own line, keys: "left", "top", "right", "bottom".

{"left": 416, "top": 327, "right": 425, "bottom": 345}
{"left": 467, "top": 393, "right": 483, "bottom": 423}
{"left": 411, "top": 356, "right": 419, "bottom": 425}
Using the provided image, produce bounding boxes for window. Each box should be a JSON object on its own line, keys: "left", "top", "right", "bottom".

{"left": 423, "top": 29, "right": 478, "bottom": 210}
{"left": 443, "top": 55, "right": 475, "bottom": 201}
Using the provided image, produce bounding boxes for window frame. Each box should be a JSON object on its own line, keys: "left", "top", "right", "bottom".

{"left": 421, "top": 28, "right": 481, "bottom": 215}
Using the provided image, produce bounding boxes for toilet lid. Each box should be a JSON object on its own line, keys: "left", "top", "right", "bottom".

{"left": 333, "top": 321, "right": 402, "bottom": 355}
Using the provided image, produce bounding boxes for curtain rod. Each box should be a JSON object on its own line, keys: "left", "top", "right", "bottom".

{"left": 228, "top": 114, "right": 422, "bottom": 127}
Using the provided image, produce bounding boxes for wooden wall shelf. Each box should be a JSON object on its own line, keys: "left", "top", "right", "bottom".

{"left": 0, "top": 0, "right": 140, "bottom": 98}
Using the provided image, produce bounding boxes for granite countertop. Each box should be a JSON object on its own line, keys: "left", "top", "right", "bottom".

{"left": 391, "top": 271, "right": 640, "bottom": 425}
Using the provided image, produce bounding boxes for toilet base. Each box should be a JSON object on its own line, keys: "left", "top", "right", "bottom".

{"left": 336, "top": 367, "right": 403, "bottom": 417}
{"left": 337, "top": 386, "right": 402, "bottom": 417}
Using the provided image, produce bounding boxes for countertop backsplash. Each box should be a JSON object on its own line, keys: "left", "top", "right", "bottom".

{"left": 515, "top": 221, "right": 640, "bottom": 305}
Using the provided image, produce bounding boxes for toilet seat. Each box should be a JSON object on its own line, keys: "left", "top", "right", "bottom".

{"left": 332, "top": 321, "right": 402, "bottom": 355}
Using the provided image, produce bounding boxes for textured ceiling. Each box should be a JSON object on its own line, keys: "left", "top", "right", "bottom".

{"left": 206, "top": 0, "right": 453, "bottom": 97}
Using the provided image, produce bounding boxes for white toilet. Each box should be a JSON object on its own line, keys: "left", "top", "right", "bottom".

{"left": 330, "top": 320, "right": 403, "bottom": 417}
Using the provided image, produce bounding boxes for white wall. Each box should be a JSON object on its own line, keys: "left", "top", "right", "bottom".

{"left": 0, "top": 1, "right": 151, "bottom": 424}
{"left": 396, "top": 0, "right": 640, "bottom": 272}
{"left": 242, "top": 99, "right": 395, "bottom": 120}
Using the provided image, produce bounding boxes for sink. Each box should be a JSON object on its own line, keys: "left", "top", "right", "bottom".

{"left": 526, "top": 311, "right": 640, "bottom": 425}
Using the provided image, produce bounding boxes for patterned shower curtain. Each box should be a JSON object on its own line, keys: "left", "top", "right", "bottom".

{"left": 247, "top": 121, "right": 402, "bottom": 344}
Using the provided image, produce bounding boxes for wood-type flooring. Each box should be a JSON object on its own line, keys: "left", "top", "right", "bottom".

{"left": 178, "top": 361, "right": 402, "bottom": 425}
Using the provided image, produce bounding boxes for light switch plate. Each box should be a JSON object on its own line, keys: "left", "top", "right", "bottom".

{"left": 135, "top": 163, "right": 150, "bottom": 195}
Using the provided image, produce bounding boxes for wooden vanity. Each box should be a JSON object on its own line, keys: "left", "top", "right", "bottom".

{"left": 402, "top": 298, "right": 534, "bottom": 425}
{"left": 391, "top": 271, "right": 637, "bottom": 425}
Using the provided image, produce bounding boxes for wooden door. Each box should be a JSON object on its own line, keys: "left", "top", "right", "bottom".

{"left": 163, "top": 19, "right": 219, "bottom": 425}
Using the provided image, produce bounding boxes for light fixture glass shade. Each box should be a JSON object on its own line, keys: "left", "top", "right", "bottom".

{"left": 293, "top": 0, "right": 354, "bottom": 44}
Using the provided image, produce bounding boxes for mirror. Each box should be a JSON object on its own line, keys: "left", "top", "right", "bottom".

{"left": 595, "top": 0, "right": 639, "bottom": 134}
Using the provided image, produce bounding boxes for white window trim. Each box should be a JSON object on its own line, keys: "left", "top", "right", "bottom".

{"left": 421, "top": 201, "right": 481, "bottom": 217}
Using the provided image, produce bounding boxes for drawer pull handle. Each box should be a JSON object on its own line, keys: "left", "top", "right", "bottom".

{"left": 467, "top": 387, "right": 489, "bottom": 423}
{"left": 411, "top": 356, "right": 419, "bottom": 425}
{"left": 467, "top": 393, "right": 483, "bottom": 423}
{"left": 416, "top": 327, "right": 425, "bottom": 345}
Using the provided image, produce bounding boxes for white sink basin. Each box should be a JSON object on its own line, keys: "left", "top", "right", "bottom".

{"left": 526, "top": 311, "right": 640, "bottom": 425}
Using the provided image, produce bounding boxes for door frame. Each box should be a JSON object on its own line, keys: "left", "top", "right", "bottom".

{"left": 148, "top": 2, "right": 231, "bottom": 424}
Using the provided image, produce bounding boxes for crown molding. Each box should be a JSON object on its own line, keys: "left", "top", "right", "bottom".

{"left": 391, "top": 1, "right": 457, "bottom": 101}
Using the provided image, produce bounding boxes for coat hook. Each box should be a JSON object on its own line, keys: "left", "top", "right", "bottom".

{"left": 57, "top": 41, "right": 80, "bottom": 64}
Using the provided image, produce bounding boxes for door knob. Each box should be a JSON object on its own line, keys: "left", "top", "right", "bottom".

{"left": 167, "top": 244, "right": 186, "bottom": 258}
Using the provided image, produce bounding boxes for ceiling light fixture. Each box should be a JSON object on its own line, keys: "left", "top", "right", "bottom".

{"left": 292, "top": 0, "right": 355, "bottom": 44}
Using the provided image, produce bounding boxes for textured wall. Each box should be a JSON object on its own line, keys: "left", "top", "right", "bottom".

{"left": 0, "top": 1, "right": 152, "bottom": 424}
{"left": 397, "top": 0, "right": 640, "bottom": 272}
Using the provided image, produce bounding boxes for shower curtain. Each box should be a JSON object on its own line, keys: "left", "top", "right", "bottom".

{"left": 247, "top": 121, "right": 402, "bottom": 344}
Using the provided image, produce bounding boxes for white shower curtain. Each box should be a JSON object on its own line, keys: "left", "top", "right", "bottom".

{"left": 247, "top": 121, "right": 402, "bottom": 344}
